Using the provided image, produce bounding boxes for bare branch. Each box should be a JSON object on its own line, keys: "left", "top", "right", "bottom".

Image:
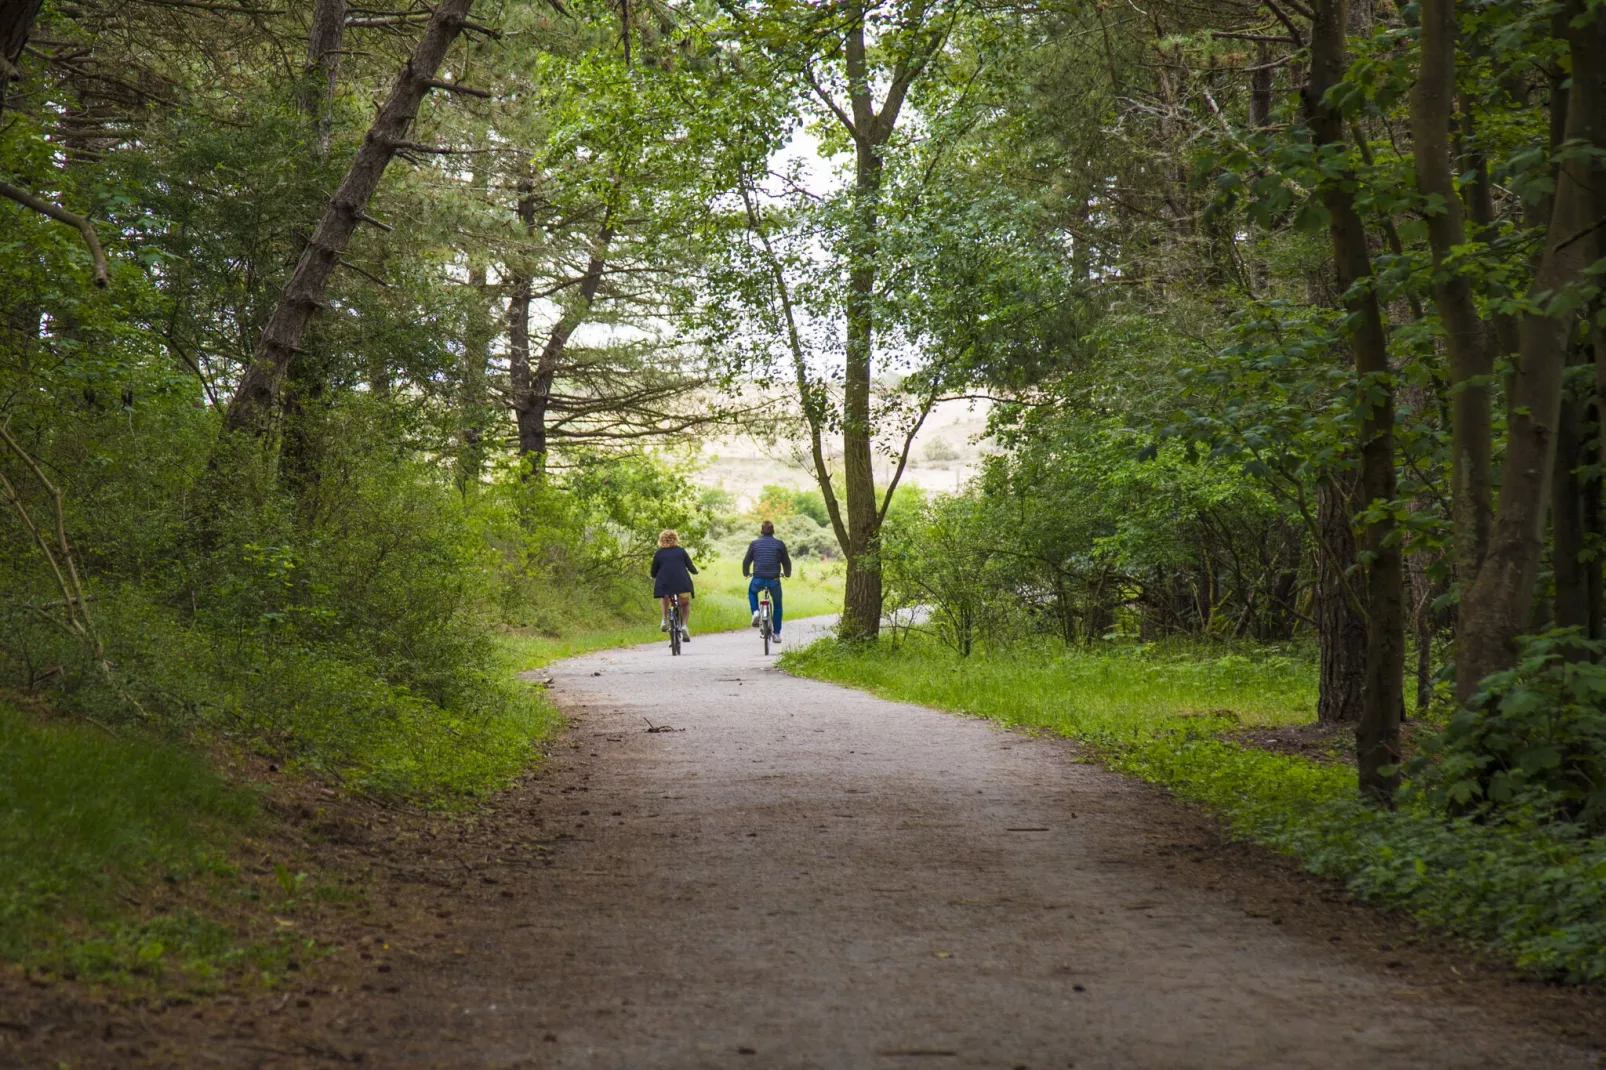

{"left": 802, "top": 59, "right": 859, "bottom": 141}
{"left": 336, "top": 257, "right": 390, "bottom": 287}
{"left": 387, "top": 139, "right": 475, "bottom": 153}
{"left": 426, "top": 78, "right": 492, "bottom": 98}
{"left": 346, "top": 13, "right": 428, "bottom": 25}
{"left": 1208, "top": 30, "right": 1294, "bottom": 42}
{"left": 1259, "top": 0, "right": 1306, "bottom": 47}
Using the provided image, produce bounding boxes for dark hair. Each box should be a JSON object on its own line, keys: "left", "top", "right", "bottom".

{"left": 761, "top": 520, "right": 775, "bottom": 536}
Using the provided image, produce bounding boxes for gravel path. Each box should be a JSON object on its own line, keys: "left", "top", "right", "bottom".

{"left": 398, "top": 615, "right": 1592, "bottom": 1070}
{"left": 6, "top": 617, "right": 1604, "bottom": 1069}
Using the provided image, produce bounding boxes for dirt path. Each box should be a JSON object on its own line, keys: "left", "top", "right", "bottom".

{"left": 6, "top": 617, "right": 1605, "bottom": 1068}
{"left": 381, "top": 615, "right": 1595, "bottom": 1068}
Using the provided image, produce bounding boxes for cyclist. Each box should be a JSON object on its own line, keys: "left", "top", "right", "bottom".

{"left": 743, "top": 519, "right": 792, "bottom": 644}
{"left": 651, "top": 529, "right": 697, "bottom": 642}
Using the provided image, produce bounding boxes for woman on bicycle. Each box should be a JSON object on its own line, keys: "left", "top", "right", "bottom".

{"left": 650, "top": 529, "right": 697, "bottom": 642}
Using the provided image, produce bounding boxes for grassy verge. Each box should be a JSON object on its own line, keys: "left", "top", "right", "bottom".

{"left": 782, "top": 634, "right": 1606, "bottom": 983}
{"left": 2, "top": 560, "right": 841, "bottom": 989}
{"left": 0, "top": 700, "right": 271, "bottom": 984}
{"left": 781, "top": 634, "right": 1314, "bottom": 735}
{"left": 501, "top": 555, "right": 845, "bottom": 671}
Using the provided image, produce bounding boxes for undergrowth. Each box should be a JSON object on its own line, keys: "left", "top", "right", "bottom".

{"left": 782, "top": 633, "right": 1606, "bottom": 983}
{"left": 0, "top": 700, "right": 271, "bottom": 983}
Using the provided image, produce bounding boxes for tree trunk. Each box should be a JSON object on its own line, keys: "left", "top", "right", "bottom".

{"left": 1459, "top": 0, "right": 1605, "bottom": 696}
{"left": 221, "top": 0, "right": 478, "bottom": 435}
{"left": 0, "top": 0, "right": 43, "bottom": 119}
{"left": 302, "top": 0, "right": 348, "bottom": 155}
{"left": 1305, "top": 0, "right": 1404, "bottom": 799}
{"left": 456, "top": 261, "right": 492, "bottom": 492}
{"left": 1553, "top": 353, "right": 1591, "bottom": 647}
{"left": 1412, "top": 0, "right": 1494, "bottom": 620}
{"left": 1316, "top": 477, "right": 1366, "bottom": 724}
{"left": 1249, "top": 41, "right": 1272, "bottom": 129}
{"left": 794, "top": 0, "right": 940, "bottom": 640}
{"left": 1407, "top": 550, "right": 1437, "bottom": 714}
{"left": 508, "top": 201, "right": 613, "bottom": 477}
{"left": 507, "top": 185, "right": 538, "bottom": 471}
{"left": 836, "top": 3, "right": 886, "bottom": 642}
{"left": 274, "top": 0, "right": 352, "bottom": 499}
{"left": 839, "top": 133, "right": 883, "bottom": 640}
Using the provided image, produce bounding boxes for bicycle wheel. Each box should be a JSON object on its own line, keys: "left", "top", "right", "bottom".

{"left": 669, "top": 609, "right": 681, "bottom": 656}
{"left": 761, "top": 615, "right": 771, "bottom": 656}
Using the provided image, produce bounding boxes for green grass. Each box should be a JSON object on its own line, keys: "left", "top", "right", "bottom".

{"left": 0, "top": 559, "right": 839, "bottom": 988}
{"left": 781, "top": 632, "right": 1606, "bottom": 982}
{"left": 0, "top": 700, "right": 262, "bottom": 981}
{"left": 781, "top": 633, "right": 1316, "bottom": 737}
{"left": 501, "top": 555, "right": 846, "bottom": 671}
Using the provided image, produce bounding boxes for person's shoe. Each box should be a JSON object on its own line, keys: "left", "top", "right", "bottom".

{"left": 771, "top": 633, "right": 782, "bottom": 645}
{"left": 681, "top": 628, "right": 691, "bottom": 642}
{"left": 660, "top": 618, "right": 669, "bottom": 632}
{"left": 751, "top": 611, "right": 762, "bottom": 627}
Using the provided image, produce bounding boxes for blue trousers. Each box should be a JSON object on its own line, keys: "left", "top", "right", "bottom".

{"left": 748, "top": 576, "right": 784, "bottom": 634}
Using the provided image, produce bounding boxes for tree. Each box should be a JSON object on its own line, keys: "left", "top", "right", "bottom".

{"left": 1448, "top": 0, "right": 1606, "bottom": 697}
{"left": 1301, "top": 0, "right": 1404, "bottom": 799}
{"left": 728, "top": 0, "right": 953, "bottom": 639}
{"left": 222, "top": 0, "right": 488, "bottom": 435}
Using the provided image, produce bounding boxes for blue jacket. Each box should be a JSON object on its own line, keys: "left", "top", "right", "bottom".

{"left": 743, "top": 535, "right": 792, "bottom": 579}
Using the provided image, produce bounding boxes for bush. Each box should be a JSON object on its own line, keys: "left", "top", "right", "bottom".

{"left": 775, "top": 512, "right": 834, "bottom": 557}
{"left": 1410, "top": 630, "right": 1606, "bottom": 832}
{"left": 0, "top": 397, "right": 709, "bottom": 802}
{"left": 881, "top": 491, "right": 1026, "bottom": 654}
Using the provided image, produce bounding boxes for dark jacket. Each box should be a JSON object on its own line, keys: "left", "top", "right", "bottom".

{"left": 742, "top": 535, "right": 792, "bottom": 579}
{"left": 650, "top": 546, "right": 698, "bottom": 598}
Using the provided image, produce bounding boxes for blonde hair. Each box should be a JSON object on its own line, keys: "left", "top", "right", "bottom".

{"left": 658, "top": 529, "right": 679, "bottom": 548}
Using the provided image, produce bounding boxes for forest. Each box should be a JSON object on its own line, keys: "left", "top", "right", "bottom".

{"left": 5, "top": 0, "right": 1606, "bottom": 1036}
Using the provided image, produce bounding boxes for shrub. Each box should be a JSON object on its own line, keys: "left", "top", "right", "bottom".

{"left": 1410, "top": 630, "right": 1606, "bottom": 832}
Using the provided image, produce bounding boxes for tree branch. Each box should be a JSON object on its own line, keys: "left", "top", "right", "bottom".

{"left": 426, "top": 78, "right": 492, "bottom": 97}
{"left": 0, "top": 179, "right": 109, "bottom": 287}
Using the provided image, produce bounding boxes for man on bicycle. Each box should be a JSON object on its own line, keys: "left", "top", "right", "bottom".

{"left": 743, "top": 520, "right": 791, "bottom": 644}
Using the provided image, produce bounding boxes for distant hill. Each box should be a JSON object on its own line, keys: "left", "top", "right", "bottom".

{"left": 695, "top": 398, "right": 992, "bottom": 510}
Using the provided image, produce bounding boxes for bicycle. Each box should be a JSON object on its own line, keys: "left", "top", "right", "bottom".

{"left": 667, "top": 598, "right": 683, "bottom": 656}
{"left": 757, "top": 587, "right": 773, "bottom": 655}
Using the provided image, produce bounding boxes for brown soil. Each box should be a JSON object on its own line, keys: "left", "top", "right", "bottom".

{"left": 3, "top": 617, "right": 1605, "bottom": 1068}
{"left": 1226, "top": 719, "right": 1443, "bottom": 765}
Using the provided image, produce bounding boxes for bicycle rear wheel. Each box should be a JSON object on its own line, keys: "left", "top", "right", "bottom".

{"left": 761, "top": 616, "right": 771, "bottom": 656}
{"left": 670, "top": 608, "right": 682, "bottom": 655}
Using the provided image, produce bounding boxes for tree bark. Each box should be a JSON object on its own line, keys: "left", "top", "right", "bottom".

{"left": 838, "top": 5, "right": 886, "bottom": 641}
{"left": 1553, "top": 353, "right": 1591, "bottom": 648}
{"left": 508, "top": 198, "right": 613, "bottom": 477}
{"left": 1249, "top": 41, "right": 1272, "bottom": 129}
{"left": 1459, "top": 0, "right": 1605, "bottom": 695}
{"left": 1407, "top": 551, "right": 1437, "bottom": 714}
{"left": 1304, "top": 0, "right": 1405, "bottom": 800}
{"left": 1, "top": 0, "right": 43, "bottom": 118}
{"left": 456, "top": 260, "right": 492, "bottom": 492}
{"left": 1316, "top": 477, "right": 1366, "bottom": 724}
{"left": 221, "top": 0, "right": 478, "bottom": 435}
{"left": 1411, "top": 0, "right": 1494, "bottom": 614}
{"left": 302, "top": 0, "right": 348, "bottom": 155}
{"left": 827, "top": 1, "right": 939, "bottom": 640}
{"left": 507, "top": 185, "right": 537, "bottom": 473}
